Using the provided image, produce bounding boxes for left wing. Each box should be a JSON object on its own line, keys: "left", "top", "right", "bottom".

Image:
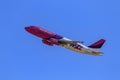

{"left": 58, "top": 39, "right": 82, "bottom": 44}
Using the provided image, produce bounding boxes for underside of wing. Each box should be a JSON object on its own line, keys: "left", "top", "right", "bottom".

{"left": 58, "top": 40, "right": 80, "bottom": 44}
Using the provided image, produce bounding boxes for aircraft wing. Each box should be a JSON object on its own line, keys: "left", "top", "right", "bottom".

{"left": 58, "top": 40, "right": 82, "bottom": 44}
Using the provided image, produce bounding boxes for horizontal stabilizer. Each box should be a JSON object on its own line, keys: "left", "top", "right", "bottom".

{"left": 88, "top": 39, "right": 105, "bottom": 48}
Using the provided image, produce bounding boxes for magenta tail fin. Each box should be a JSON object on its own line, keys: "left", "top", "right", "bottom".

{"left": 88, "top": 39, "right": 106, "bottom": 48}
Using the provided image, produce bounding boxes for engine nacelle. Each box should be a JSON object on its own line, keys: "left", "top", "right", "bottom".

{"left": 49, "top": 38, "right": 59, "bottom": 45}
{"left": 42, "top": 38, "right": 59, "bottom": 46}
{"left": 42, "top": 39, "right": 53, "bottom": 46}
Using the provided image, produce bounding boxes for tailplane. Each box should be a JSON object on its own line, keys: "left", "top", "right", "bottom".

{"left": 88, "top": 39, "right": 105, "bottom": 49}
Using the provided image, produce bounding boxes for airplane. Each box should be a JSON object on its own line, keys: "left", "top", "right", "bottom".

{"left": 25, "top": 26, "right": 106, "bottom": 56}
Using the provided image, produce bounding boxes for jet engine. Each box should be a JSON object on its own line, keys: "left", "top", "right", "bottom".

{"left": 42, "top": 38, "right": 59, "bottom": 46}
{"left": 42, "top": 39, "right": 53, "bottom": 46}
{"left": 49, "top": 38, "right": 59, "bottom": 45}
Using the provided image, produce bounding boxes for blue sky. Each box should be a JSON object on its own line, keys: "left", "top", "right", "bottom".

{"left": 0, "top": 0, "right": 120, "bottom": 80}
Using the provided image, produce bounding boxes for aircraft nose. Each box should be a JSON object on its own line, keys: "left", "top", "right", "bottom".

{"left": 25, "top": 26, "right": 38, "bottom": 33}
{"left": 25, "top": 26, "right": 32, "bottom": 32}
{"left": 25, "top": 26, "right": 37, "bottom": 30}
{"left": 25, "top": 27, "right": 29, "bottom": 30}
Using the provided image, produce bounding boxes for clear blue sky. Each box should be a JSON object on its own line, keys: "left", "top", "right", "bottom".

{"left": 0, "top": 0, "right": 120, "bottom": 80}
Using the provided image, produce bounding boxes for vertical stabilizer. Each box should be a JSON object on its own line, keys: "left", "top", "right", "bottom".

{"left": 88, "top": 39, "right": 105, "bottom": 49}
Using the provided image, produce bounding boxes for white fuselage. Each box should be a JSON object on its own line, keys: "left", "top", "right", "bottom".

{"left": 59, "top": 37, "right": 102, "bottom": 56}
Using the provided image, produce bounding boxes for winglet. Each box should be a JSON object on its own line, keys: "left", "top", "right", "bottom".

{"left": 88, "top": 39, "right": 106, "bottom": 48}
